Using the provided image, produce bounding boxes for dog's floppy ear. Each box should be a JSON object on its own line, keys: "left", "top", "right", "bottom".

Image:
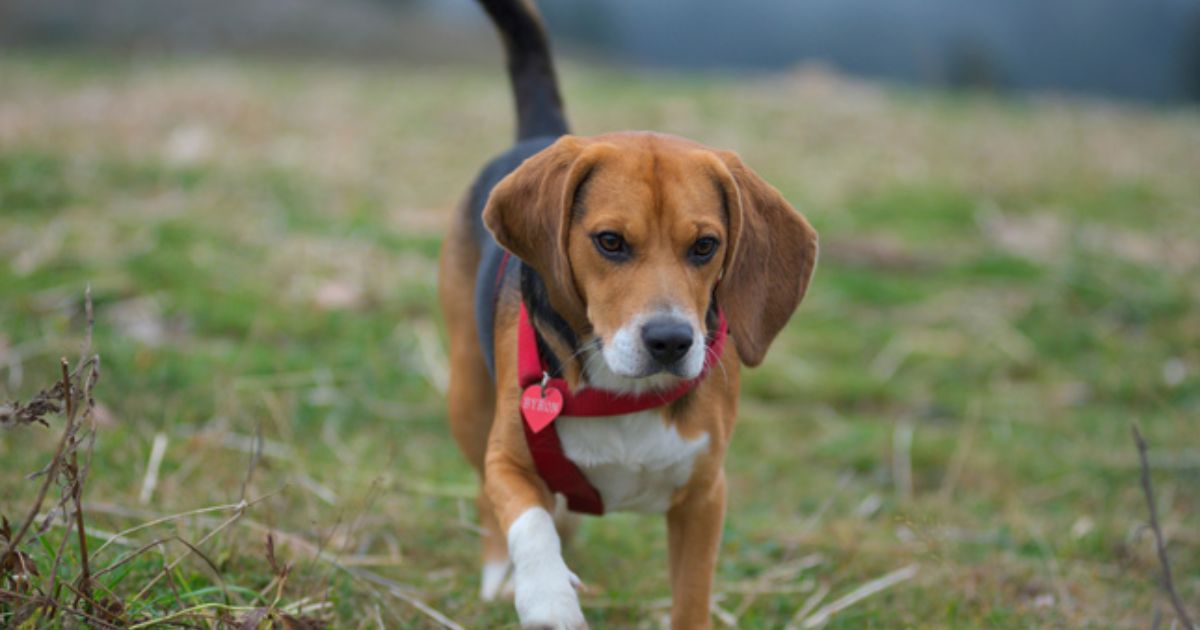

{"left": 483, "top": 135, "right": 611, "bottom": 327}
{"left": 710, "top": 150, "right": 818, "bottom": 367}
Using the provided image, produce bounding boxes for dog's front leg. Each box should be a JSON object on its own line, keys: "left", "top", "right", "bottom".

{"left": 485, "top": 451, "right": 586, "bottom": 629}
{"left": 666, "top": 470, "right": 727, "bottom": 630}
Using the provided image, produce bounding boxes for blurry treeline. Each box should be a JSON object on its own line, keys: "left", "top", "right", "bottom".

{"left": 2, "top": 0, "right": 1199, "bottom": 103}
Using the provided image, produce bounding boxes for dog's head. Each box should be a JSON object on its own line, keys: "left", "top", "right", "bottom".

{"left": 484, "top": 132, "right": 817, "bottom": 383}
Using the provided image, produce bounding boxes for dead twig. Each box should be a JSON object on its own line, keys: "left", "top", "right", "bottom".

{"left": 90, "top": 491, "right": 282, "bottom": 559}
{"left": 138, "top": 433, "right": 169, "bottom": 505}
{"left": 1132, "top": 424, "right": 1196, "bottom": 630}
{"left": 0, "top": 378, "right": 79, "bottom": 570}
{"left": 0, "top": 588, "right": 124, "bottom": 630}
{"left": 795, "top": 564, "right": 918, "bottom": 628}
{"left": 131, "top": 498, "right": 253, "bottom": 602}
{"left": 240, "top": 423, "right": 264, "bottom": 502}
{"left": 343, "top": 567, "right": 465, "bottom": 630}
{"left": 3, "top": 355, "right": 100, "bottom": 626}
{"left": 786, "top": 581, "right": 831, "bottom": 630}
{"left": 63, "top": 359, "right": 93, "bottom": 610}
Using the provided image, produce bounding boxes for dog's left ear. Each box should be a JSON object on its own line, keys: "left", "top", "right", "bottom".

{"left": 483, "top": 136, "right": 613, "bottom": 328}
{"left": 709, "top": 150, "right": 818, "bottom": 367}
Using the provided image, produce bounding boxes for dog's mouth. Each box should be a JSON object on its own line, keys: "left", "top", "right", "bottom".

{"left": 589, "top": 327, "right": 706, "bottom": 388}
{"left": 636, "top": 361, "right": 694, "bottom": 379}
{"left": 587, "top": 347, "right": 691, "bottom": 394}
{"left": 604, "top": 357, "right": 683, "bottom": 379}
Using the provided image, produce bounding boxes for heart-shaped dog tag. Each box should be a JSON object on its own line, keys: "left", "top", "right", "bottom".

{"left": 520, "top": 384, "right": 563, "bottom": 433}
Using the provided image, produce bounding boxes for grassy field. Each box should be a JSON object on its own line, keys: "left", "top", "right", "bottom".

{"left": 1, "top": 54, "right": 1198, "bottom": 628}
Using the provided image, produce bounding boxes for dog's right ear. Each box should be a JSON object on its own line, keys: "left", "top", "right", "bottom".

{"left": 483, "top": 135, "right": 611, "bottom": 328}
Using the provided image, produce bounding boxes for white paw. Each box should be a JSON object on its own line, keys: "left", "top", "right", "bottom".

{"left": 508, "top": 508, "right": 588, "bottom": 629}
{"left": 513, "top": 561, "right": 586, "bottom": 629}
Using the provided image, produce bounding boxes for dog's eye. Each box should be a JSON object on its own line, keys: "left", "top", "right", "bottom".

{"left": 593, "top": 232, "right": 629, "bottom": 259}
{"left": 689, "top": 237, "right": 719, "bottom": 263}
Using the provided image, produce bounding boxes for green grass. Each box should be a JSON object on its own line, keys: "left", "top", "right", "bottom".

{"left": 1, "top": 53, "right": 1198, "bottom": 628}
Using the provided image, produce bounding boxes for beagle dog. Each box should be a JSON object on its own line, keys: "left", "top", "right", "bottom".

{"left": 438, "top": 1, "right": 817, "bottom": 627}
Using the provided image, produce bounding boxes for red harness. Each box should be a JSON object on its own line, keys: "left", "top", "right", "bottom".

{"left": 515, "top": 298, "right": 728, "bottom": 515}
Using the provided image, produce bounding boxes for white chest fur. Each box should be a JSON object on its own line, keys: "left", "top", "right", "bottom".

{"left": 555, "top": 411, "right": 710, "bottom": 513}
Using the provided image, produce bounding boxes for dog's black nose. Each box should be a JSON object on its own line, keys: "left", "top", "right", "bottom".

{"left": 641, "top": 318, "right": 694, "bottom": 365}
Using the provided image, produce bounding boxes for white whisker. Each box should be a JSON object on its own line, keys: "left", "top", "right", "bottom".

{"left": 704, "top": 345, "right": 729, "bottom": 384}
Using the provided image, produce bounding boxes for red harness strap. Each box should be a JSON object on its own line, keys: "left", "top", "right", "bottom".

{"left": 516, "top": 302, "right": 727, "bottom": 515}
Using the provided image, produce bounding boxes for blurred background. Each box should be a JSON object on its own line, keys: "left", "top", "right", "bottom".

{"left": 4, "top": 0, "right": 1200, "bottom": 101}
{"left": 1, "top": 1, "right": 1197, "bottom": 628}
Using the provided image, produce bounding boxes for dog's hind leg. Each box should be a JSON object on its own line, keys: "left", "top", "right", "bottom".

{"left": 439, "top": 205, "right": 509, "bottom": 600}
{"left": 476, "top": 490, "right": 512, "bottom": 600}
{"left": 449, "top": 361, "right": 510, "bottom": 600}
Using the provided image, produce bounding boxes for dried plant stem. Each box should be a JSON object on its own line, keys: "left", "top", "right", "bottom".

{"left": 62, "top": 359, "right": 93, "bottom": 610}
{"left": 786, "top": 581, "right": 831, "bottom": 630}
{"left": 60, "top": 580, "right": 125, "bottom": 627}
{"left": 0, "top": 589, "right": 123, "bottom": 630}
{"left": 0, "top": 368, "right": 79, "bottom": 572}
{"left": 797, "top": 564, "right": 918, "bottom": 628}
{"left": 1132, "top": 424, "right": 1195, "bottom": 630}
{"left": 71, "top": 462, "right": 91, "bottom": 600}
{"left": 130, "top": 501, "right": 250, "bottom": 602}
{"left": 90, "top": 492, "right": 279, "bottom": 559}
{"left": 127, "top": 602, "right": 264, "bottom": 629}
{"left": 344, "top": 567, "right": 466, "bottom": 630}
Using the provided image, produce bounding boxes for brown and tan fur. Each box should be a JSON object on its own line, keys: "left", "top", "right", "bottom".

{"left": 439, "top": 3, "right": 817, "bottom": 628}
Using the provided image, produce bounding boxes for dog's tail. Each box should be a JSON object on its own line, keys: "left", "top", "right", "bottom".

{"left": 477, "top": 0, "right": 569, "bottom": 141}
